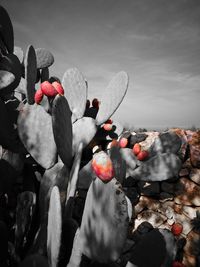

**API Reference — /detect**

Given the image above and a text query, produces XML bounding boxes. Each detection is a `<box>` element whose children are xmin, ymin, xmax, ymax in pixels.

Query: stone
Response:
<box><xmin>129</xmin><ymin>132</ymin><xmax>148</xmax><ymax>146</ymax></box>
<box><xmin>136</xmin><ymin>210</ymin><xmax>167</xmax><ymax>229</ymax></box>
<box><xmin>134</xmin><ymin>196</ymin><xmax>160</xmax><ymax>217</ymax></box>
<box><xmin>184</xmin><ymin>230</ymin><xmax>200</xmax><ymax>257</ymax></box>
<box><xmin>130</xmin><ymin>152</ymin><xmax>182</xmax><ymax>182</ymax></box>
<box><xmin>138</xmin><ymin>181</ymin><xmax>160</xmax><ymax>196</ymax></box>
<box><xmin>190</xmin><ymin>144</ymin><xmax>200</xmax><ymax>168</ymax></box>
<box><xmin>179</xmin><ymin>168</ymin><xmax>190</xmax><ymax>177</ymax></box>
<box><xmin>159</xmin><ymin>192</ymin><xmax>174</xmax><ymax>202</ymax></box>
<box><xmin>171</xmin><ymin>128</ymin><xmax>188</xmax><ymax>160</ymax></box>
<box><xmin>174</xmin><ymin>178</ymin><xmax>200</xmax><ymax>206</ymax></box>
<box><xmin>138</xmin><ymin>131</ymin><xmax>159</xmax><ymax>151</ymax></box>
<box><xmin>183</xmin><ymin>254</ymin><xmax>197</xmax><ymax>267</ymax></box>
<box><xmin>151</xmin><ymin>131</ymin><xmax>182</xmax><ymax>155</ymax></box>
<box><xmin>186</xmin><ymin>130</ymin><xmax>200</xmax><ymax>145</ymax></box>
<box><xmin>189</xmin><ymin>168</ymin><xmax>200</xmax><ymax>185</ymax></box>
<box><xmin>161</xmin><ymin>181</ymin><xmax>175</xmax><ymax>194</ymax></box>
<box><xmin>182</xmin><ymin>206</ymin><xmax>198</xmax><ymax>220</ymax></box>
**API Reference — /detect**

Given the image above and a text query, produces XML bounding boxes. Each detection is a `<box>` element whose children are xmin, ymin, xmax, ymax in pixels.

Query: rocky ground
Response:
<box><xmin>122</xmin><ymin>129</ymin><xmax>200</xmax><ymax>267</ymax></box>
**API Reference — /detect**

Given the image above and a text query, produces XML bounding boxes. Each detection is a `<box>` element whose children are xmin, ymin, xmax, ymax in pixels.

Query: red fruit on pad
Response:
<box><xmin>137</xmin><ymin>150</ymin><xmax>149</xmax><ymax>161</ymax></box>
<box><xmin>172</xmin><ymin>261</ymin><xmax>186</xmax><ymax>267</ymax></box>
<box><xmin>91</xmin><ymin>151</ymin><xmax>114</xmax><ymax>182</ymax></box>
<box><xmin>133</xmin><ymin>143</ymin><xmax>141</xmax><ymax>155</ymax></box>
<box><xmin>171</xmin><ymin>223</ymin><xmax>183</xmax><ymax>236</ymax></box>
<box><xmin>105</xmin><ymin>118</ymin><xmax>113</xmax><ymax>124</ymax></box>
<box><xmin>52</xmin><ymin>81</ymin><xmax>64</xmax><ymax>95</ymax></box>
<box><xmin>34</xmin><ymin>88</ymin><xmax>43</xmax><ymax>104</ymax></box>
<box><xmin>41</xmin><ymin>81</ymin><xmax>58</xmax><ymax>97</ymax></box>
<box><xmin>92</xmin><ymin>98</ymin><xmax>100</xmax><ymax>109</ymax></box>
<box><xmin>119</xmin><ymin>138</ymin><xmax>128</xmax><ymax>148</ymax></box>
<box><xmin>103</xmin><ymin>123</ymin><xmax>113</xmax><ymax>131</ymax></box>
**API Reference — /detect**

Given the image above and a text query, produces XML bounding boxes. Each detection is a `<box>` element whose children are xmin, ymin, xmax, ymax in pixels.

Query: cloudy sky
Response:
<box><xmin>2</xmin><ymin>0</ymin><xmax>200</xmax><ymax>129</ymax></box>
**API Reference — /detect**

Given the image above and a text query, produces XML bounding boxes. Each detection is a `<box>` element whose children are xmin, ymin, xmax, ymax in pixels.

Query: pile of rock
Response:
<box><xmin>127</xmin><ymin>129</ymin><xmax>200</xmax><ymax>267</ymax></box>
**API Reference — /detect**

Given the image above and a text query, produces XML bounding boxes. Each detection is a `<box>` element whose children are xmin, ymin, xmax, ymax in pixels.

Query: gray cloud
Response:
<box><xmin>1</xmin><ymin>0</ymin><xmax>200</xmax><ymax>129</ymax></box>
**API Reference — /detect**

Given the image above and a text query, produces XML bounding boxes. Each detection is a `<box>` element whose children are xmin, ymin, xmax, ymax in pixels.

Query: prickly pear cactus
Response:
<box><xmin>52</xmin><ymin>95</ymin><xmax>73</xmax><ymax>168</ymax></box>
<box><xmin>0</xmin><ymin>53</ymin><xmax>22</xmax><ymax>96</ymax></box>
<box><xmin>72</xmin><ymin>117</ymin><xmax>97</xmax><ymax>154</ymax></box>
<box><xmin>35</xmin><ymin>48</ymin><xmax>54</xmax><ymax>69</ymax></box>
<box><xmin>17</xmin><ymin>103</ymin><xmax>57</xmax><ymax>169</ymax></box>
<box><xmin>80</xmin><ymin>178</ymin><xmax>129</xmax><ymax>263</ymax></box>
<box><xmin>24</xmin><ymin>45</ymin><xmax>37</xmax><ymax>104</ymax></box>
<box><xmin>95</xmin><ymin>71</ymin><xmax>129</xmax><ymax>125</ymax></box>
<box><xmin>62</xmin><ymin>68</ymin><xmax>87</xmax><ymax>122</ymax></box>
<box><xmin>0</xmin><ymin>5</ymin><xmax>14</xmax><ymax>53</ymax></box>
<box><xmin>47</xmin><ymin>186</ymin><xmax>62</xmax><ymax>267</ymax></box>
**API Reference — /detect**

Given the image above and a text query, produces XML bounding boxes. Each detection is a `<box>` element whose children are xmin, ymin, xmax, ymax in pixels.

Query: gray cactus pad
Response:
<box><xmin>24</xmin><ymin>45</ymin><xmax>37</xmax><ymax>104</ymax></box>
<box><xmin>0</xmin><ymin>97</ymin><xmax>18</xmax><ymax>150</ymax></box>
<box><xmin>41</xmin><ymin>67</ymin><xmax>49</xmax><ymax>82</ymax></box>
<box><xmin>110</xmin><ymin>146</ymin><xmax>126</xmax><ymax>184</ymax></box>
<box><xmin>17</xmin><ymin>103</ymin><xmax>57</xmax><ymax>169</ymax></box>
<box><xmin>62</xmin><ymin>68</ymin><xmax>87</xmax><ymax>122</ymax></box>
<box><xmin>72</xmin><ymin>117</ymin><xmax>97</xmax><ymax>154</ymax></box>
<box><xmin>0</xmin><ymin>70</ymin><xmax>15</xmax><ymax>89</ymax></box>
<box><xmin>35</xmin><ymin>48</ymin><xmax>54</xmax><ymax>69</ymax></box>
<box><xmin>14</xmin><ymin>46</ymin><xmax>24</xmax><ymax>63</ymax></box>
<box><xmin>129</xmin><ymin>152</ymin><xmax>182</xmax><ymax>182</ymax></box>
<box><xmin>47</xmin><ymin>186</ymin><xmax>62</xmax><ymax>267</ymax></box>
<box><xmin>0</xmin><ymin>5</ymin><xmax>14</xmax><ymax>53</ymax></box>
<box><xmin>80</xmin><ymin>178</ymin><xmax>129</xmax><ymax>263</ymax></box>
<box><xmin>15</xmin><ymin>191</ymin><xmax>36</xmax><ymax>251</ymax></box>
<box><xmin>52</xmin><ymin>95</ymin><xmax>73</xmax><ymax>168</ymax></box>
<box><xmin>96</xmin><ymin>71</ymin><xmax>129</xmax><ymax>125</ymax></box>
<box><xmin>0</xmin><ymin>54</ymin><xmax>22</xmax><ymax>96</ymax></box>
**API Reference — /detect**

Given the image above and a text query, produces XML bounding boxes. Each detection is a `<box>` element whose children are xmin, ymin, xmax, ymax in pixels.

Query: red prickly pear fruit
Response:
<box><xmin>103</xmin><ymin>123</ymin><xmax>113</xmax><ymax>131</ymax></box>
<box><xmin>171</xmin><ymin>223</ymin><xmax>183</xmax><ymax>236</ymax></box>
<box><xmin>86</xmin><ymin>99</ymin><xmax>90</xmax><ymax>109</ymax></box>
<box><xmin>119</xmin><ymin>137</ymin><xmax>128</xmax><ymax>148</ymax></box>
<box><xmin>133</xmin><ymin>143</ymin><xmax>141</xmax><ymax>155</ymax></box>
<box><xmin>105</xmin><ymin>118</ymin><xmax>113</xmax><ymax>124</ymax></box>
<box><xmin>92</xmin><ymin>98</ymin><xmax>100</xmax><ymax>109</ymax></box>
<box><xmin>137</xmin><ymin>150</ymin><xmax>149</xmax><ymax>161</ymax></box>
<box><xmin>91</xmin><ymin>151</ymin><xmax>114</xmax><ymax>182</ymax></box>
<box><xmin>172</xmin><ymin>261</ymin><xmax>185</xmax><ymax>267</ymax></box>
<box><xmin>52</xmin><ymin>81</ymin><xmax>64</xmax><ymax>95</ymax></box>
<box><xmin>34</xmin><ymin>88</ymin><xmax>44</xmax><ymax>104</ymax></box>
<box><xmin>41</xmin><ymin>81</ymin><xmax>58</xmax><ymax>97</ymax></box>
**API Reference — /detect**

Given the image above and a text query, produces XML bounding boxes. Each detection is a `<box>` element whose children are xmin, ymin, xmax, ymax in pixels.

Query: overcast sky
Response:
<box><xmin>2</xmin><ymin>0</ymin><xmax>200</xmax><ymax>129</ymax></box>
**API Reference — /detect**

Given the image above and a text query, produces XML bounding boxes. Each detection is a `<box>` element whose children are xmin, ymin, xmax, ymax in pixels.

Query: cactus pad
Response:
<box><xmin>62</xmin><ymin>68</ymin><xmax>87</xmax><ymax>122</ymax></box>
<box><xmin>24</xmin><ymin>45</ymin><xmax>37</xmax><ymax>104</ymax></box>
<box><xmin>47</xmin><ymin>186</ymin><xmax>62</xmax><ymax>267</ymax></box>
<box><xmin>17</xmin><ymin>103</ymin><xmax>57</xmax><ymax>169</ymax></box>
<box><xmin>0</xmin><ymin>70</ymin><xmax>15</xmax><ymax>90</ymax></box>
<box><xmin>72</xmin><ymin>117</ymin><xmax>97</xmax><ymax>154</ymax></box>
<box><xmin>0</xmin><ymin>54</ymin><xmax>22</xmax><ymax>96</ymax></box>
<box><xmin>0</xmin><ymin>5</ymin><xmax>14</xmax><ymax>53</ymax></box>
<box><xmin>110</xmin><ymin>146</ymin><xmax>126</xmax><ymax>184</ymax></box>
<box><xmin>80</xmin><ymin>178</ymin><xmax>129</xmax><ymax>263</ymax></box>
<box><xmin>14</xmin><ymin>46</ymin><xmax>24</xmax><ymax>63</ymax></box>
<box><xmin>52</xmin><ymin>95</ymin><xmax>73</xmax><ymax>168</ymax></box>
<box><xmin>41</xmin><ymin>67</ymin><xmax>49</xmax><ymax>82</ymax></box>
<box><xmin>35</xmin><ymin>48</ymin><xmax>54</xmax><ymax>69</ymax></box>
<box><xmin>96</xmin><ymin>71</ymin><xmax>129</xmax><ymax>125</ymax></box>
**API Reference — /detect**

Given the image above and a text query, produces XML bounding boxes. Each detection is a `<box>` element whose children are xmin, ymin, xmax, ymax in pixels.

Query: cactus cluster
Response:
<box><xmin>0</xmin><ymin>5</ymin><xmax>182</xmax><ymax>267</ymax></box>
